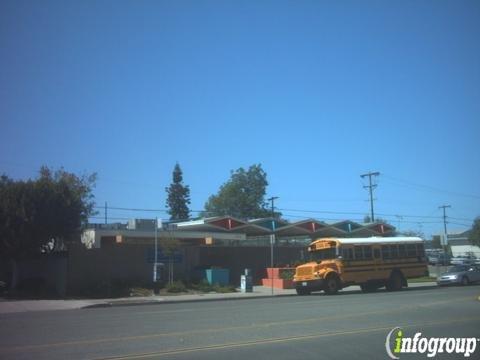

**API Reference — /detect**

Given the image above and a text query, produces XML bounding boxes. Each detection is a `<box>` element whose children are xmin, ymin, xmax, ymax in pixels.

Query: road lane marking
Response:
<box><xmin>93</xmin><ymin>317</ymin><xmax>480</xmax><ymax>360</ymax></box>
<box><xmin>0</xmin><ymin>295</ymin><xmax>475</xmax><ymax>353</ymax></box>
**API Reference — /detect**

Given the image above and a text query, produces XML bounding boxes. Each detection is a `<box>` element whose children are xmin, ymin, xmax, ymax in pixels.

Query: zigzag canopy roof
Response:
<box><xmin>174</xmin><ymin>216</ymin><xmax>395</xmax><ymax>236</ymax></box>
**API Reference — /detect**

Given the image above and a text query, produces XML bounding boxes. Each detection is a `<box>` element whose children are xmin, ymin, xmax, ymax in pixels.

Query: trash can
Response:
<box><xmin>241</xmin><ymin>269</ymin><xmax>253</xmax><ymax>293</ymax></box>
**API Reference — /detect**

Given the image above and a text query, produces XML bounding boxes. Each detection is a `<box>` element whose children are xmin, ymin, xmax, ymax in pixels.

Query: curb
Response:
<box><xmin>81</xmin><ymin>282</ymin><xmax>440</xmax><ymax>310</ymax></box>
<box><xmin>82</xmin><ymin>303</ymin><xmax>113</xmax><ymax>309</ymax></box>
<box><xmin>81</xmin><ymin>292</ymin><xmax>298</xmax><ymax>309</ymax></box>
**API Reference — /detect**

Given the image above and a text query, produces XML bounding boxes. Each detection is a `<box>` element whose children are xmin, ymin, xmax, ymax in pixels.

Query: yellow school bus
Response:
<box><xmin>293</xmin><ymin>237</ymin><xmax>428</xmax><ymax>295</ymax></box>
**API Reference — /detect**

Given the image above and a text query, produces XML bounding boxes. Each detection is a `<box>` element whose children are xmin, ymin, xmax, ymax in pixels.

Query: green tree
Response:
<box><xmin>0</xmin><ymin>167</ymin><xmax>97</xmax><ymax>261</ymax></box>
<box><xmin>203</xmin><ymin>164</ymin><xmax>276</xmax><ymax>219</ymax></box>
<box><xmin>165</xmin><ymin>163</ymin><xmax>191</xmax><ymax>221</ymax></box>
<box><xmin>468</xmin><ymin>217</ymin><xmax>480</xmax><ymax>246</ymax></box>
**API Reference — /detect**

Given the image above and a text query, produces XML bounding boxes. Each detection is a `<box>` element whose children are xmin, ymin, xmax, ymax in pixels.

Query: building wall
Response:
<box><xmin>66</xmin><ymin>243</ymin><xmax>306</xmax><ymax>294</ymax></box>
<box><xmin>450</xmin><ymin>245</ymin><xmax>480</xmax><ymax>258</ymax></box>
<box><xmin>194</xmin><ymin>246</ymin><xmax>305</xmax><ymax>285</ymax></box>
<box><xmin>67</xmin><ymin>243</ymin><xmax>193</xmax><ymax>295</ymax></box>
<box><xmin>13</xmin><ymin>253</ymin><xmax>68</xmax><ymax>297</ymax></box>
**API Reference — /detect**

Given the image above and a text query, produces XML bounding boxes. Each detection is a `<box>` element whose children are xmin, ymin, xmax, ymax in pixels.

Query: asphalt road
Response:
<box><xmin>1</xmin><ymin>285</ymin><xmax>479</xmax><ymax>360</ymax></box>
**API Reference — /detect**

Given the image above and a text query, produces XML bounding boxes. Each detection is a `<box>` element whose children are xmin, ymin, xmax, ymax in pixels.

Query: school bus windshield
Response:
<box><xmin>309</xmin><ymin>247</ymin><xmax>337</xmax><ymax>262</ymax></box>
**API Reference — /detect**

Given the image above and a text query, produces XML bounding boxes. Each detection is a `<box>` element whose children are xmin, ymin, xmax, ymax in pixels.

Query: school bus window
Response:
<box><xmin>398</xmin><ymin>244</ymin><xmax>406</xmax><ymax>258</ymax></box>
<box><xmin>354</xmin><ymin>246</ymin><xmax>363</xmax><ymax>260</ymax></box>
<box><xmin>342</xmin><ymin>248</ymin><xmax>353</xmax><ymax>260</ymax></box>
<box><xmin>382</xmin><ymin>245</ymin><xmax>390</xmax><ymax>259</ymax></box>
<box><xmin>417</xmin><ymin>243</ymin><xmax>425</xmax><ymax>257</ymax></box>
<box><xmin>310</xmin><ymin>248</ymin><xmax>336</xmax><ymax>261</ymax></box>
<box><xmin>363</xmin><ymin>246</ymin><xmax>372</xmax><ymax>259</ymax></box>
<box><xmin>373</xmin><ymin>248</ymin><xmax>381</xmax><ymax>259</ymax></box>
<box><xmin>390</xmin><ymin>245</ymin><xmax>398</xmax><ymax>259</ymax></box>
<box><xmin>406</xmin><ymin>244</ymin><xmax>416</xmax><ymax>257</ymax></box>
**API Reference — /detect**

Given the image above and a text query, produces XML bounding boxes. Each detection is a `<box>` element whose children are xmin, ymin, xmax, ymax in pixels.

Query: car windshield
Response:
<box><xmin>447</xmin><ymin>265</ymin><xmax>469</xmax><ymax>273</ymax></box>
<box><xmin>309</xmin><ymin>248</ymin><xmax>336</xmax><ymax>262</ymax></box>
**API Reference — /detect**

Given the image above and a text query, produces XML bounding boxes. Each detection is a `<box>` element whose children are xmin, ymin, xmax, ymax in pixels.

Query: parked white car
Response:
<box><xmin>437</xmin><ymin>265</ymin><xmax>480</xmax><ymax>286</ymax></box>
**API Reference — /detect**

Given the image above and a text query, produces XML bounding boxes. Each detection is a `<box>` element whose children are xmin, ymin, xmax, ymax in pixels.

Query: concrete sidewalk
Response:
<box><xmin>0</xmin><ymin>282</ymin><xmax>438</xmax><ymax>314</ymax></box>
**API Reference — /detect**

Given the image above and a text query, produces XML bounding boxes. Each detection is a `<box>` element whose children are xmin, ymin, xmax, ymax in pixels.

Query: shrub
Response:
<box><xmin>166</xmin><ymin>281</ymin><xmax>187</xmax><ymax>293</ymax></box>
<box><xmin>279</xmin><ymin>269</ymin><xmax>295</xmax><ymax>280</ymax></box>
<box><xmin>129</xmin><ymin>287</ymin><xmax>153</xmax><ymax>297</ymax></box>
<box><xmin>213</xmin><ymin>284</ymin><xmax>237</xmax><ymax>293</ymax></box>
<box><xmin>190</xmin><ymin>279</ymin><xmax>214</xmax><ymax>292</ymax></box>
<box><xmin>189</xmin><ymin>280</ymin><xmax>236</xmax><ymax>293</ymax></box>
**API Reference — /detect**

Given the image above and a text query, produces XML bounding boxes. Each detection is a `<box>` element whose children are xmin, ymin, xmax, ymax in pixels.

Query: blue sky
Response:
<box><xmin>1</xmin><ymin>0</ymin><xmax>479</xmax><ymax>238</ymax></box>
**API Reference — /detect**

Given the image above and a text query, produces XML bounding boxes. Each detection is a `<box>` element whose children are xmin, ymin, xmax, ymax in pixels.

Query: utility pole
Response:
<box><xmin>360</xmin><ymin>171</ymin><xmax>380</xmax><ymax>222</ymax></box>
<box><xmin>105</xmin><ymin>201</ymin><xmax>107</xmax><ymax>225</ymax></box>
<box><xmin>439</xmin><ymin>205</ymin><xmax>451</xmax><ymax>254</ymax></box>
<box><xmin>267</xmin><ymin>196</ymin><xmax>279</xmax><ymax>296</ymax></box>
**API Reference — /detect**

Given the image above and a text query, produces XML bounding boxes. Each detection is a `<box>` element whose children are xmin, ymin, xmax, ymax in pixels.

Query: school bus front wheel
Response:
<box><xmin>324</xmin><ymin>273</ymin><xmax>340</xmax><ymax>295</ymax></box>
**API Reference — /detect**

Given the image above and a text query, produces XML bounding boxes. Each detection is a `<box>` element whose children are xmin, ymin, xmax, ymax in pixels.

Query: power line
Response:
<box><xmin>93</xmin><ymin>205</ymin><xmax>208</xmax><ymax>214</ymax></box>
<box><xmin>278</xmin><ymin>207</ymin><xmax>474</xmax><ymax>222</ymax></box>
<box><xmin>449</xmin><ymin>216</ymin><xmax>475</xmax><ymax>223</ymax></box>
<box><xmin>383</xmin><ymin>175</ymin><xmax>480</xmax><ymax>200</ymax></box>
<box><xmin>279</xmin><ymin>213</ymin><xmax>443</xmax><ymax>224</ymax></box>
<box><xmin>92</xmin><ymin>205</ymin><xmax>476</xmax><ymax>224</ymax></box>
<box><xmin>278</xmin><ymin>208</ymin><xmax>366</xmax><ymax>216</ymax></box>
<box><xmin>89</xmin><ymin>216</ymin><xmax>131</xmax><ymax>221</ymax></box>
<box><xmin>448</xmin><ymin>222</ymin><xmax>472</xmax><ymax>228</ymax></box>
<box><xmin>94</xmin><ymin>206</ymin><xmax>168</xmax><ymax>213</ymax></box>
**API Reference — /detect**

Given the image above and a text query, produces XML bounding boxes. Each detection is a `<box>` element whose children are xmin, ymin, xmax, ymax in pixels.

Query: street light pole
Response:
<box><xmin>268</xmin><ymin>196</ymin><xmax>279</xmax><ymax>296</ymax></box>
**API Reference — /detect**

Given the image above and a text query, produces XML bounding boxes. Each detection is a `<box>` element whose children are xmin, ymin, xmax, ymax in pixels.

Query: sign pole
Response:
<box><xmin>153</xmin><ymin>217</ymin><xmax>158</xmax><ymax>282</ymax></box>
<box><xmin>268</xmin><ymin>196</ymin><xmax>279</xmax><ymax>296</ymax></box>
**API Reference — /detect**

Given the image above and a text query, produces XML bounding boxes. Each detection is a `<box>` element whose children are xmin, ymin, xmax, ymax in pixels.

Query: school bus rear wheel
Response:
<box><xmin>386</xmin><ymin>271</ymin><xmax>403</xmax><ymax>291</ymax></box>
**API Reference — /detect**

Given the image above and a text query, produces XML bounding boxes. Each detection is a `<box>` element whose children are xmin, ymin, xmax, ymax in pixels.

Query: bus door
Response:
<box><xmin>340</xmin><ymin>245</ymin><xmax>354</xmax><ymax>283</ymax></box>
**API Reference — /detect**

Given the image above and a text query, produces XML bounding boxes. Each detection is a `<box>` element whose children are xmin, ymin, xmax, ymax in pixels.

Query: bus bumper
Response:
<box><xmin>294</xmin><ymin>279</ymin><xmax>324</xmax><ymax>292</ymax></box>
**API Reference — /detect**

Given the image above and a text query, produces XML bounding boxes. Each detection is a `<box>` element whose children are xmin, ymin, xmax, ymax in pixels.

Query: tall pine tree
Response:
<box><xmin>165</xmin><ymin>163</ymin><xmax>191</xmax><ymax>221</ymax></box>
